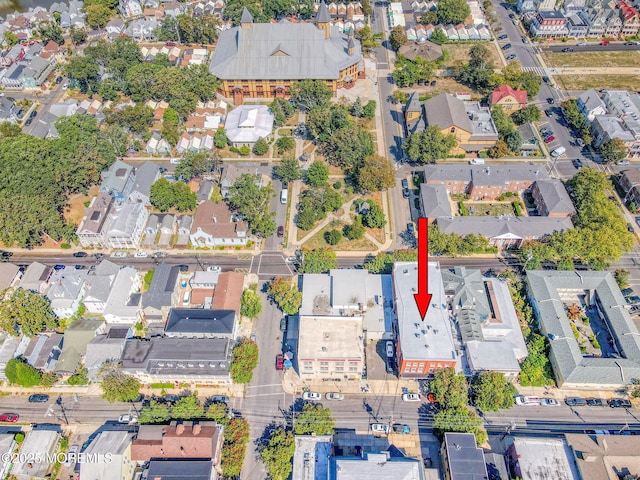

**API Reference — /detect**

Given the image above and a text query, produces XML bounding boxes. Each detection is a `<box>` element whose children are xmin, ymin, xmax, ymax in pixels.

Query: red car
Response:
<box><xmin>276</xmin><ymin>354</ymin><xmax>284</xmax><ymax>370</ymax></box>
<box><xmin>600</xmin><ymin>41</ymin><xmax>609</xmax><ymax>46</ymax></box>
<box><xmin>0</xmin><ymin>413</ymin><xmax>18</xmax><ymax>422</ymax></box>
<box><xmin>544</xmin><ymin>135</ymin><xmax>555</xmax><ymax>143</ymax></box>
<box><xmin>277</xmin><ymin>226</ymin><xmax>284</xmax><ymax>237</ymax></box>
<box><xmin>165</xmin><ymin>41</ymin><xmax>176</xmax><ymax>47</ymax></box>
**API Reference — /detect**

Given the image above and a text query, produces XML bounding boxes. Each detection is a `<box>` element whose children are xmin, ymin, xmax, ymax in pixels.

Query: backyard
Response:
<box><xmin>459</xmin><ymin>199</ymin><xmax>526</xmax><ymax>217</ymax></box>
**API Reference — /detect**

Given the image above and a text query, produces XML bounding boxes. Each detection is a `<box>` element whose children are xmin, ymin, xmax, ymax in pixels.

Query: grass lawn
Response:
<box><xmin>441</xmin><ymin>43</ymin><xmax>502</xmax><ymax>69</ymax></box>
<box><xmin>277</xmin><ymin>127</ymin><xmax>292</xmax><ymax>136</ymax></box>
<box><xmin>64</xmin><ymin>185</ymin><xmax>99</xmax><ymax>224</ymax></box>
<box><xmin>402</xmin><ymin>77</ymin><xmax>483</xmax><ymax>101</ymax></box>
<box><xmin>464</xmin><ymin>202</ymin><xmax>517</xmax><ymax>216</ymax></box>
<box><xmin>303</xmin><ymin>221</ymin><xmax>377</xmax><ymax>251</ymax></box>
<box><xmin>361</xmin><ymin>191</ymin><xmax>386</xmax><ymax>243</ymax></box>
<box><xmin>557</xmin><ymin>74</ymin><xmax>640</xmax><ymax>92</ymax></box>
<box><xmin>542</xmin><ymin>50</ymin><xmax>640</xmax><ymax>68</ymax></box>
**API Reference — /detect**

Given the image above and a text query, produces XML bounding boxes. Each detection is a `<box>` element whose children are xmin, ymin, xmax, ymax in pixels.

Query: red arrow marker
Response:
<box><xmin>413</xmin><ymin>217</ymin><xmax>432</xmax><ymax>321</ymax></box>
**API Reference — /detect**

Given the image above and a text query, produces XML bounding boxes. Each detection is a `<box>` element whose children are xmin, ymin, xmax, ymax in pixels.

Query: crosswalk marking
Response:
<box><xmin>521</xmin><ymin>66</ymin><xmax>548</xmax><ymax>76</ymax></box>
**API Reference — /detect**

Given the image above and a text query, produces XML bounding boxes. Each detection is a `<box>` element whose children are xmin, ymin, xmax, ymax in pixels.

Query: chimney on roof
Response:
<box><xmin>348</xmin><ymin>36</ymin><xmax>355</xmax><ymax>56</ymax></box>
<box><xmin>176</xmin><ymin>424</ymin><xmax>185</xmax><ymax>435</ymax></box>
<box><xmin>193</xmin><ymin>424</ymin><xmax>201</xmax><ymax>435</ymax></box>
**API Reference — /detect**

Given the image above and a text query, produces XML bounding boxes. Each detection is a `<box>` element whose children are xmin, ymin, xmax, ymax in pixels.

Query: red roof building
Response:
<box><xmin>490</xmin><ymin>85</ymin><xmax>528</xmax><ymax>112</ymax></box>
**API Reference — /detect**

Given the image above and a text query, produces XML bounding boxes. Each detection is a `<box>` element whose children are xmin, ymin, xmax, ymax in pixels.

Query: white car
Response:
<box><xmin>402</xmin><ymin>393</ymin><xmax>421</xmax><ymax>402</ymax></box>
<box><xmin>134</xmin><ymin>251</ymin><xmax>148</xmax><ymax>258</ymax></box>
<box><xmin>64</xmin><ymin>445</ymin><xmax>79</xmax><ymax>467</ymax></box>
<box><xmin>302</xmin><ymin>392</ymin><xmax>322</xmax><ymax>401</ymax></box>
<box><xmin>540</xmin><ymin>398</ymin><xmax>560</xmax><ymax>407</ymax></box>
<box><xmin>118</xmin><ymin>414</ymin><xmax>138</xmax><ymax>424</ymax></box>
<box><xmin>386</xmin><ymin>341</ymin><xmax>394</xmax><ymax>358</ymax></box>
<box><xmin>370</xmin><ymin>423</ymin><xmax>389</xmax><ymax>435</ymax></box>
<box><xmin>110</xmin><ymin>251</ymin><xmax>128</xmax><ymax>258</ymax></box>
<box><xmin>325</xmin><ymin>392</ymin><xmax>344</xmax><ymax>401</ymax></box>
<box><xmin>207</xmin><ymin>266</ymin><xmax>222</xmax><ymax>272</ymax></box>
<box><xmin>515</xmin><ymin>395</ymin><xmax>541</xmax><ymax>406</ymax></box>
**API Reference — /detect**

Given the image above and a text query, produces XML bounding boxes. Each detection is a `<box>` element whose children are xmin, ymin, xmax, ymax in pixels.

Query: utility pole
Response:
<box><xmin>56</xmin><ymin>396</ymin><xmax>69</xmax><ymax>425</ymax></box>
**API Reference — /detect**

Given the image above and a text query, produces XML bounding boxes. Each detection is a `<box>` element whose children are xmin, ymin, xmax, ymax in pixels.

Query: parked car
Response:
<box><xmin>617</xmin><ymin>160</ymin><xmax>630</xmax><ymax>165</ymax></box>
<box><xmin>370</xmin><ymin>423</ymin><xmax>389</xmax><ymax>435</ymax></box>
<box><xmin>393</xmin><ymin>424</ymin><xmax>411</xmax><ymax>434</ymax></box>
<box><xmin>94</xmin><ymin>253</ymin><xmax>104</xmax><ymax>260</ymax></box>
<box><xmin>177</xmin><ymin>264</ymin><xmax>189</xmax><ymax>272</ymax></box>
<box><xmin>586</xmin><ymin>398</ymin><xmax>604</xmax><ymax>407</ymax></box>
<box><xmin>498</xmin><ymin>34</ymin><xmax>508</xmax><ymax>40</ymax></box>
<box><xmin>56</xmin><ymin>76</ymin><xmax>63</xmax><ymax>84</ymax></box>
<box><xmin>599</xmin><ymin>41</ymin><xmax>609</xmax><ymax>46</ymax></box>
<box><xmin>547</xmin><ymin>97</ymin><xmax>555</xmax><ymax>104</ymax></box>
<box><xmin>28</xmin><ymin>394</ymin><xmax>49</xmax><ymax>403</ymax></box>
<box><xmin>53</xmin><ymin>264</ymin><xmax>65</xmax><ymax>270</ymax></box>
<box><xmin>25</xmin><ymin>118</ymin><xmax>32</xmax><ymax>126</ymax></box>
<box><xmin>407</xmin><ymin>223</ymin><xmax>415</xmax><ymax>235</ymax></box>
<box><xmin>29</xmin><ymin>110</ymin><xmax>37</xmax><ymax>119</ymax></box>
<box><xmin>134</xmin><ymin>251</ymin><xmax>148</xmax><ymax>258</ymax></box>
<box><xmin>302</xmin><ymin>392</ymin><xmax>322</xmax><ymax>401</ymax></box>
<box><xmin>386</xmin><ymin>358</ymin><xmax>395</xmax><ymax>374</ymax></box>
<box><xmin>565</xmin><ymin>397</ymin><xmax>587</xmax><ymax>406</ymax></box>
<box><xmin>544</xmin><ymin>109</ymin><xmax>553</xmax><ymax>117</ymax></box>
<box><xmin>162</xmin><ymin>395</ymin><xmax>180</xmax><ymax>404</ymax></box>
<box><xmin>521</xmin><ymin>36</ymin><xmax>527</xmax><ymax>42</ymax></box>
<box><xmin>64</xmin><ymin>445</ymin><xmax>79</xmax><ymax>467</ymax></box>
<box><xmin>401</xmin><ymin>393</ymin><xmax>421</xmax><ymax>402</ymax></box>
<box><xmin>401</xmin><ymin>179</ymin><xmax>409</xmax><ymax>189</ymax></box>
<box><xmin>152</xmin><ymin>251</ymin><xmax>167</xmax><ymax>259</ymax></box>
<box><xmin>165</xmin><ymin>41</ymin><xmax>176</xmax><ymax>46</ymax></box>
<box><xmin>515</xmin><ymin>395</ymin><xmax>541</xmax><ymax>406</ymax></box>
<box><xmin>501</xmin><ymin>43</ymin><xmax>512</xmax><ymax>50</ymax></box>
<box><xmin>326</xmin><ymin>392</ymin><xmax>345</xmax><ymax>400</ymax></box>
<box><xmin>506</xmin><ymin>54</ymin><xmax>517</xmax><ymax>60</ymax></box>
<box><xmin>73</xmin><ymin>252</ymin><xmax>88</xmax><ymax>257</ymax></box>
<box><xmin>277</xmin><ymin>226</ymin><xmax>284</xmax><ymax>237</ymax></box>
<box><xmin>625</xmin><ymin>295</ymin><xmax>640</xmax><ymax>304</ymax></box>
<box><xmin>207</xmin><ymin>266</ymin><xmax>222</xmax><ymax>272</ymax></box>
<box><xmin>573</xmin><ymin>159</ymin><xmax>583</xmax><ymax>169</ymax></box>
<box><xmin>74</xmin><ymin>265</ymin><xmax>85</xmax><ymax>270</ymax></box>
<box><xmin>276</xmin><ymin>353</ymin><xmax>284</xmax><ymax>370</ymax></box>
<box><xmin>561</xmin><ymin>47</ymin><xmax>574</xmax><ymax>52</ymax></box>
<box><xmin>402</xmin><ymin>188</ymin><xmax>410</xmax><ymax>198</ymax></box>
<box><xmin>386</xmin><ymin>341</ymin><xmax>394</xmax><ymax>358</ymax></box>
<box><xmin>209</xmin><ymin>396</ymin><xmax>230</xmax><ymax>403</ymax></box>
<box><xmin>544</xmin><ymin>135</ymin><xmax>555</xmax><ymax>143</ymax></box>
<box><xmin>577</xmin><ymin>42</ymin><xmax>588</xmax><ymax>46</ymax></box>
<box><xmin>0</xmin><ymin>413</ymin><xmax>18</xmax><ymax>422</ymax></box>
<box><xmin>542</xmin><ymin>76</ymin><xmax>550</xmax><ymax>83</ymax></box>
<box><xmin>110</xmin><ymin>251</ymin><xmax>128</xmax><ymax>258</ymax></box>
<box><xmin>118</xmin><ymin>414</ymin><xmax>138</xmax><ymax>424</ymax></box>
<box><xmin>622</xmin><ymin>288</ymin><xmax>634</xmax><ymax>296</ymax></box>
<box><xmin>628</xmin><ymin>224</ymin><xmax>635</xmax><ymax>233</ymax></box>
<box><xmin>608</xmin><ymin>398</ymin><xmax>632</xmax><ymax>408</ymax></box>
<box><xmin>541</xmin><ymin>398</ymin><xmax>560</xmax><ymax>406</ymax></box>
<box><xmin>280</xmin><ymin>317</ymin><xmax>287</xmax><ymax>331</ymax></box>
<box><xmin>576</xmin><ymin>138</ymin><xmax>585</xmax><ymax>147</ymax></box>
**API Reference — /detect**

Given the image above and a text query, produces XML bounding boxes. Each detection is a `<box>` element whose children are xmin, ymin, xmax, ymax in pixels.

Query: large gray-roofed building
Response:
<box><xmin>165</xmin><ymin>308</ymin><xmax>237</xmax><ymax>339</ymax></box>
<box><xmin>80</xmin><ymin>430</ymin><xmax>135</xmax><ymax>480</ymax></box>
<box><xmin>531</xmin><ymin>179</ymin><xmax>576</xmax><ymax>217</ymax></box>
<box><xmin>121</xmin><ymin>337</ymin><xmax>232</xmax><ymax>383</ymax></box>
<box><xmin>85</xmin><ymin>332</ymin><xmax>128</xmax><ymax>381</ymax></box>
<box><xmin>141</xmin><ymin>262</ymin><xmax>180</xmax><ymax>321</ymax></box>
<box><xmin>19</xmin><ymin>261</ymin><xmax>53</xmax><ymax>294</ymax></box>
<box><xmin>330</xmin><ymin>451</ymin><xmax>424</xmax><ymax>480</ymax></box>
<box><xmin>565</xmin><ymin>433</ymin><xmax>640</xmax><ymax>480</ymax></box>
<box><xmin>419</xmin><ymin>184</ymin><xmax>452</xmax><ymax>218</ymax></box>
<box><xmin>146</xmin><ymin>460</ymin><xmax>214</xmax><ymax>480</ymax></box>
<box><xmin>526</xmin><ymin>270</ymin><xmax>640</xmax><ymax>387</ymax></box>
<box><xmin>442</xmin><ymin>433</ymin><xmax>488</xmax><ymax>480</ymax></box>
<box><xmin>506</xmin><ymin>437</ymin><xmax>579</xmax><ymax>480</ymax></box>
<box><xmin>225</xmin><ymin>104</ymin><xmax>274</xmax><ymax>147</ymax></box>
<box><xmin>423</xmin><ymin>164</ymin><xmax>549</xmax><ymax>186</ymax></box>
<box><xmin>12</xmin><ymin>429</ymin><xmax>60</xmax><ymax>480</ymax></box>
<box><xmin>292</xmin><ymin>435</ymin><xmax>332</xmax><ymax>480</ymax></box>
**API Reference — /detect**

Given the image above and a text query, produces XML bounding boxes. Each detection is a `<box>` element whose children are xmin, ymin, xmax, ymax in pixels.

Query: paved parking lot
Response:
<box><xmin>366</xmin><ymin>340</ymin><xmax>396</xmax><ymax>381</ymax></box>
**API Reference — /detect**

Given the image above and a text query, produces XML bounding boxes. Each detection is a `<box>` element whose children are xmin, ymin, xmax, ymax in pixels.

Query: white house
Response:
<box><xmin>190</xmin><ymin>201</ymin><xmax>248</xmax><ymax>247</ymax></box>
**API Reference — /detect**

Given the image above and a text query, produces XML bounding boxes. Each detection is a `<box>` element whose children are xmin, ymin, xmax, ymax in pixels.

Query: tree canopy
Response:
<box><xmin>403</xmin><ymin>126</ymin><xmax>457</xmax><ymax>162</ymax></box>
<box><xmin>600</xmin><ymin>138</ymin><xmax>627</xmax><ymax>163</ymax></box>
<box><xmin>433</xmin><ymin>407</ymin><xmax>487</xmax><ymax>445</ymax></box>
<box><xmin>260</xmin><ymin>427</ymin><xmax>295</xmax><ymax>480</ymax></box>
<box><xmin>0</xmin><ymin>288</ymin><xmax>57</xmax><ymax>337</ymax></box>
<box><xmin>175</xmin><ymin>150</ymin><xmax>220</xmax><ymax>180</ymax></box>
<box><xmin>429</xmin><ymin>367</ymin><xmax>469</xmax><ymax>409</ymax></box>
<box><xmin>100</xmin><ymin>365</ymin><xmax>141</xmax><ymax>402</ymax></box>
<box><xmin>305</xmin><ymin>161</ymin><xmax>329</xmax><ymax>187</ymax></box>
<box><xmin>275</xmin><ymin>157</ymin><xmax>302</xmax><ymax>184</ymax></box>
<box><xmin>268</xmin><ymin>277</ymin><xmax>303</xmax><ymax>315</ymax></box>
<box><xmin>289</xmin><ymin>80</ymin><xmax>333</xmax><ymax>112</ymax></box>
<box><xmin>298</xmin><ymin>248</ymin><xmax>338</xmax><ymax>274</ymax></box>
<box><xmin>150</xmin><ymin>178</ymin><xmax>197</xmax><ymax>212</ymax></box>
<box><xmin>5</xmin><ymin>358</ymin><xmax>41</xmax><ymax>387</ymax></box>
<box><xmin>389</xmin><ymin>25</ymin><xmax>408</xmax><ymax>51</ymax></box>
<box><xmin>294</xmin><ymin>403</ymin><xmax>335</xmax><ymax>435</ymax></box>
<box><xmin>472</xmin><ymin>372</ymin><xmax>517</xmax><ymax>411</ymax></box>
<box><xmin>230</xmin><ymin>339</ymin><xmax>259</xmax><ymax>384</ymax></box>
<box><xmin>240</xmin><ymin>289</ymin><xmax>262</xmax><ymax>319</ymax></box>
<box><xmin>228</xmin><ymin>174</ymin><xmax>276</xmax><ymax>237</ymax></box>
<box><xmin>437</xmin><ymin>0</ymin><xmax>471</xmax><ymax>24</ymax></box>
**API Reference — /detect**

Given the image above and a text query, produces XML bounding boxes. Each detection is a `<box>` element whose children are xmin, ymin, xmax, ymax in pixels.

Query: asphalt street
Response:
<box><xmin>543</xmin><ymin>44</ymin><xmax>640</xmax><ymax>52</ymax></box>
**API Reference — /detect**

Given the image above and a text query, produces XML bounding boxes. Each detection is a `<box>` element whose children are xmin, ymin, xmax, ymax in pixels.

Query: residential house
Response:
<box><xmin>164</xmin><ymin>1</ymin><xmax>185</xmax><ymax>17</ymax></box>
<box><xmin>85</xmin><ymin>327</ymin><xmax>131</xmax><ymax>381</ymax></box>
<box><xmin>0</xmin><ymin>434</ymin><xmax>16</xmax><ymax>480</ymax></box>
<box><xmin>119</xmin><ymin>0</ymin><xmax>143</xmax><ymax>17</ymax></box>
<box><xmin>146</xmin><ymin>460</ymin><xmax>217</xmax><ymax>480</ymax></box>
<box><xmin>224</xmin><ymin>105</ymin><xmax>274</xmax><ymax>147</ymax></box>
<box><xmin>104</xmin><ymin>202</ymin><xmax>149</xmax><ymax>249</ymax></box>
<box><xmin>12</xmin><ymin>429</ymin><xmax>61</xmax><ymax>480</ymax></box>
<box><xmin>146</xmin><ymin>215</ymin><xmax>160</xmax><ymax>235</ymax></box>
<box><xmin>592</xmin><ymin>115</ymin><xmax>638</xmax><ymax>157</ymax></box>
<box><xmin>106</xmin><ymin>18</ymin><xmax>126</xmax><ymax>36</ymax></box>
<box><xmin>126</xmin><ymin>18</ymin><xmax>159</xmax><ymax>40</ymax></box>
<box><xmin>490</xmin><ymin>85</ymin><xmax>527</xmax><ymax>112</ymax></box>
<box><xmin>397</xmin><ymin>39</ymin><xmax>443</xmax><ymax>62</ymax></box>
<box><xmin>404</xmin><ymin>92</ymin><xmax>498</xmax><ymax>154</ymax></box>
<box><xmin>23</xmin><ymin>333</ymin><xmax>63</xmax><ymax>372</ymax></box>
<box><xmin>565</xmin><ymin>433</ymin><xmax>640</xmax><ymax>480</ymax></box>
<box><xmin>209</xmin><ymin>5</ymin><xmax>362</xmax><ymax>103</ymax></box>
<box><xmin>331</xmin><ymin>451</ymin><xmax>425</xmax><ymax>480</ymax></box>
<box><xmin>530</xmin><ymin>179</ymin><xmax>576</xmax><ymax>217</ymax></box>
<box><xmin>441</xmin><ymin>433</ymin><xmax>488</xmax><ymax>480</ymax></box>
<box><xmin>619</xmin><ymin>1</ymin><xmax>640</xmax><ymax>36</ymax></box>
<box><xmin>210</xmin><ymin>272</ymin><xmax>245</xmax><ymax>317</ymax></box>
<box><xmin>141</xmin><ymin>262</ymin><xmax>181</xmax><ymax>321</ymax></box>
<box><xmin>0</xmin><ymin>334</ymin><xmax>20</xmax><ymax>381</ymax></box>
<box><xmin>46</xmin><ymin>270</ymin><xmax>88</xmax><ymax>319</ymax></box>
<box><xmin>121</xmin><ymin>337</ymin><xmax>233</xmax><ymax>384</ymax></box>
<box><xmin>187</xmin><ymin>271</ymin><xmax>218</xmax><ymax>307</ymax></box>
<box><xmin>529</xmin><ymin>10</ymin><xmax>568</xmax><ymax>37</ymax></box>
<box><xmin>599</xmin><ymin>90</ymin><xmax>640</xmax><ymax>158</ymax></box>
<box><xmin>159</xmin><ymin>214</ymin><xmax>176</xmax><ymax>234</ymax></box>
<box><xmin>197</xmin><ymin>181</ymin><xmax>214</xmax><ymax>203</ymax></box>
<box><xmin>165</xmin><ymin>308</ymin><xmax>238</xmax><ymax>339</ymax></box>
<box><xmin>100</xmin><ymin>159</ymin><xmax>136</xmax><ymax>205</ymax></box>
<box><xmin>19</xmin><ymin>262</ymin><xmax>53</xmax><ymax>294</ymax></box>
<box><xmin>419</xmin><ymin>183</ymin><xmax>452</xmax><ymax>219</ymax></box>
<box><xmin>605</xmin><ymin>9</ymin><xmax>623</xmax><ymax>37</ymax></box>
<box><xmin>54</xmin><ymin>318</ymin><xmax>106</xmax><ymax>374</ymax></box>
<box><xmin>102</xmin><ymin>267</ymin><xmax>142</xmax><ymax>323</ymax></box>
<box><xmin>218</xmin><ymin>164</ymin><xmax>241</xmax><ymax>197</ymax></box>
<box><xmin>130</xmin><ymin>162</ymin><xmax>161</xmax><ymax>205</ymax></box>
<box><xmin>393</xmin><ymin>262</ymin><xmax>458</xmax><ymax>378</ymax></box>
<box><xmin>81</xmin><ymin>430</ymin><xmax>136</xmax><ymax>480</ymax></box>
<box><xmin>146</xmin><ymin>131</ymin><xmax>171</xmax><ymax>154</ymax></box>
<box><xmin>527</xmin><ymin>270</ymin><xmax>640</xmax><ymax>387</ymax></box>
<box><xmin>0</xmin><ymin>263</ymin><xmax>20</xmax><ymax>290</ymax></box>
<box><xmin>566</xmin><ymin>11</ymin><xmax>589</xmax><ymax>38</ymax></box>
<box><xmin>1</xmin><ymin>56</ymin><xmax>55</xmax><ymax>90</ymax></box>
<box><xmin>577</xmin><ymin>89</ymin><xmax>606</xmax><ymax>122</ymax></box>
<box><xmin>442</xmin><ymin>267</ymin><xmax>527</xmax><ymax>380</ymax></box>
<box><xmin>190</xmin><ymin>201</ymin><xmax>248</xmax><ymax>247</ymax></box>
<box><xmin>77</xmin><ymin>193</ymin><xmax>115</xmax><ymax>248</ymax></box>
<box><xmin>176</xmin><ymin>215</ymin><xmax>193</xmax><ymax>246</ymax></box>
<box><xmin>0</xmin><ymin>97</ymin><xmax>18</xmax><ymax>123</ymax></box>
<box><xmin>506</xmin><ymin>437</ymin><xmax>579</xmax><ymax>480</ymax></box>
<box><xmin>619</xmin><ymin>168</ymin><xmax>640</xmax><ymax>205</ymax></box>
<box><xmin>517</xmin><ymin>122</ymin><xmax>539</xmax><ymax>151</ymax></box>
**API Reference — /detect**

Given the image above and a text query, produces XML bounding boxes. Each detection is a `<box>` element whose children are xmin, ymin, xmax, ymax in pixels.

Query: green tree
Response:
<box><xmin>289</xmin><ymin>79</ymin><xmax>333</xmax><ymax>112</ymax></box>
<box><xmin>0</xmin><ymin>288</ymin><xmax>57</xmax><ymax>337</ymax></box>
<box><xmin>403</xmin><ymin>126</ymin><xmax>457</xmax><ymax>163</ymax></box>
<box><xmin>176</xmin><ymin>149</ymin><xmax>220</xmax><ymax>180</ymax></box>
<box><xmin>472</xmin><ymin>371</ymin><xmax>517</xmax><ymax>411</ymax></box>
<box><xmin>305</xmin><ymin>161</ymin><xmax>329</xmax><ymax>187</ymax></box>
<box><xmin>40</xmin><ymin>372</ymin><xmax>57</xmax><ymax>388</ymax></box>
<box><xmin>69</xmin><ymin>25</ymin><xmax>88</xmax><ymax>45</ymax></box>
<box><xmin>437</xmin><ymin>0</ymin><xmax>471</xmax><ymax>24</ymax></box>
<box><xmin>228</xmin><ymin>174</ymin><xmax>276</xmax><ymax>237</ymax></box>
<box><xmin>156</xmin><ymin>16</ymin><xmax>179</xmax><ymax>41</ymax></box>
<box><xmin>206</xmin><ymin>402</ymin><xmax>229</xmax><ymax>424</ymax></box>
<box><xmin>67</xmin><ymin>366</ymin><xmax>88</xmax><ymax>386</ymax></box>
<box><xmin>519</xmin><ymin>333</ymin><xmax>555</xmax><ymax>386</ymax></box>
<box><xmin>5</xmin><ymin>358</ymin><xmax>41</xmax><ymax>387</ymax></box>
<box><xmin>323</xmin><ymin>126</ymin><xmax>376</xmax><ymax>172</ymax></box>
<box><xmin>615</xmin><ymin>269</ymin><xmax>630</xmax><ymax>289</ymax></box>
<box><xmin>268</xmin><ymin>277</ymin><xmax>302</xmax><ymax>315</ymax></box>
<box><xmin>150</xmin><ymin>178</ymin><xmax>197</xmax><ymax>212</ymax></box>
<box><xmin>86</xmin><ymin>4</ymin><xmax>113</xmax><ymax>27</ymax></box>
<box><xmin>512</xmin><ymin>104</ymin><xmax>541</xmax><ymax>125</ymax></box>
<box><xmin>124</xmin><ymin>63</ymin><xmax>163</xmax><ymax>102</ymax></box>
<box><xmin>275</xmin><ymin>156</ymin><xmax>302</xmax><ymax>184</ymax></box>
<box><xmin>65</xmin><ymin>55</ymin><xmax>100</xmax><ymax>93</ymax></box>
<box><xmin>270</xmin><ymin>98</ymin><xmax>295</xmax><ymax>126</ymax></box>
<box><xmin>298</xmin><ymin>248</ymin><xmax>338</xmax><ymax>274</ymax></box>
<box><xmin>344</xmin><ymin>217</ymin><xmax>365</xmax><ymax>240</ymax></box>
<box><xmin>99</xmin><ymin>365</ymin><xmax>141</xmax><ymax>402</ymax></box>
<box><xmin>176</xmin><ymin>13</ymin><xmax>219</xmax><ymax>44</ymax></box>
<box><xmin>357</xmin><ymin>154</ymin><xmax>396</xmax><ymax>192</ymax></box>
<box><xmin>3</xmin><ymin>31</ymin><xmax>18</xmax><ymax>47</ymax></box>
<box><xmin>139</xmin><ymin>401</ymin><xmax>171</xmax><ymax>424</ymax></box>
<box><xmin>260</xmin><ymin>427</ymin><xmax>295</xmax><ymax>480</ymax></box>
<box><xmin>105</xmin><ymin>103</ymin><xmax>154</xmax><ymax>135</ymax></box>
<box><xmin>161</xmin><ymin>107</ymin><xmax>180</xmax><ymax>146</ymax></box>
<box><xmin>499</xmin><ymin>62</ymin><xmax>542</xmax><ymax>99</ymax></box>
<box><xmin>230</xmin><ymin>339</ymin><xmax>259</xmax><ymax>384</ymax></box>
<box><xmin>172</xmin><ymin>395</ymin><xmax>204</xmax><ymax>419</ymax></box>
<box><xmin>324</xmin><ymin>229</ymin><xmax>342</xmax><ymax>245</ymax></box>
<box><xmin>214</xmin><ymin>128</ymin><xmax>228</xmax><ymax>149</ymax></box>
<box><xmin>351</xmin><ymin>97</ymin><xmax>364</xmax><ymax>118</ymax></box>
<box><xmin>98</xmin><ymin>79</ymin><xmax>120</xmax><ymax>102</ymax></box>
<box><xmin>38</xmin><ymin>22</ymin><xmax>64</xmax><ymax>45</ymax></box>
<box><xmin>600</xmin><ymin>138</ymin><xmax>627</xmax><ymax>163</ymax></box>
<box><xmin>430</xmin><ymin>367</ymin><xmax>469</xmax><ymax>409</ymax></box>
<box><xmin>457</xmin><ymin>44</ymin><xmax>497</xmax><ymax>92</ymax></box>
<box><xmin>392</xmin><ymin>56</ymin><xmax>436</xmax><ymax>87</ymax></box>
<box><xmin>363</xmin><ymin>100</ymin><xmax>376</xmax><ymax>120</ymax></box>
<box><xmin>240</xmin><ymin>289</ymin><xmax>262</xmax><ymax>319</ymax></box>
<box><xmin>276</xmin><ymin>136</ymin><xmax>295</xmax><ymax>154</ymax></box>
<box><xmin>389</xmin><ymin>25</ymin><xmax>408</xmax><ymax>51</ymax></box>
<box><xmin>295</xmin><ymin>403</ymin><xmax>335</xmax><ymax>435</ymax></box>
<box><xmin>362</xmin><ymin>203</ymin><xmax>386</xmax><ymax>228</ymax></box>
<box><xmin>355</xmin><ymin>25</ymin><xmax>383</xmax><ymax>54</ymax></box>
<box><xmin>253</xmin><ymin>138</ymin><xmax>269</xmax><ymax>155</ymax></box>
<box><xmin>491</xmin><ymin>105</ymin><xmax>515</xmax><ymax>137</ymax></box>
<box><xmin>221</xmin><ymin>418</ymin><xmax>249</xmax><ymax>478</ymax></box>
<box><xmin>434</xmin><ymin>408</ymin><xmax>487</xmax><ymax>445</ymax></box>
<box><xmin>430</xmin><ymin>28</ymin><xmax>448</xmax><ymax>45</ymax></box>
